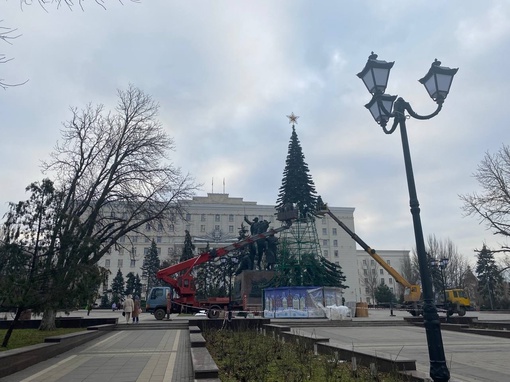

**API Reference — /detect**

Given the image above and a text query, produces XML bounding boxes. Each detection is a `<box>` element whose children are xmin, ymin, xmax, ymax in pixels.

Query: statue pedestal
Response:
<box><xmin>233</xmin><ymin>270</ymin><xmax>274</xmax><ymax>312</ymax></box>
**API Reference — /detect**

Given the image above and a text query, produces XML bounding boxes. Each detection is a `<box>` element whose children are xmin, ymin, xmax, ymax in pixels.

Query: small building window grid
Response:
<box><xmin>333</xmin><ymin>240</ymin><xmax>338</xmax><ymax>247</ymax></box>
<box><xmin>324</xmin><ymin>250</ymin><xmax>329</xmax><ymax>257</ymax></box>
<box><xmin>201</xmin><ymin>225</ymin><xmax>206</xmax><ymax>232</ymax></box>
<box><xmin>334</xmin><ymin>250</ymin><xmax>339</xmax><ymax>257</ymax></box>
<box><xmin>215</xmin><ymin>214</ymin><xmax>220</xmax><ymax>222</ymax></box>
<box><xmin>130</xmin><ymin>259</ymin><xmax>136</xmax><ymax>268</ymax></box>
<box><xmin>229</xmin><ymin>225</ymin><xmax>234</xmax><ymax>233</ymax></box>
<box><xmin>156</xmin><ymin>236</ymin><xmax>162</xmax><ymax>243</ymax></box>
<box><xmin>105</xmin><ymin>259</ymin><xmax>110</xmax><ymax>268</ymax></box>
<box><xmin>322</xmin><ymin>228</ymin><xmax>327</xmax><ymax>235</ymax></box>
<box><xmin>332</xmin><ymin>228</ymin><xmax>337</xmax><ymax>235</ymax></box>
<box><xmin>118</xmin><ymin>259</ymin><xmax>123</xmax><ymax>268</ymax></box>
<box><xmin>229</xmin><ymin>214</ymin><xmax>234</xmax><ymax>222</ymax></box>
<box><xmin>323</xmin><ymin>239</ymin><xmax>328</xmax><ymax>246</ymax></box>
<box><xmin>186</xmin><ymin>213</ymin><xmax>191</xmax><ymax>221</ymax></box>
<box><xmin>379</xmin><ymin>269</ymin><xmax>384</xmax><ymax>275</ymax></box>
<box><xmin>201</xmin><ymin>214</ymin><xmax>206</xmax><ymax>222</ymax></box>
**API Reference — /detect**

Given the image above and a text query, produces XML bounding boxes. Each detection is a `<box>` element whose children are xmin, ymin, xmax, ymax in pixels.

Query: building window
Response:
<box><xmin>322</xmin><ymin>228</ymin><xmax>327</xmax><ymax>235</ymax></box>
<box><xmin>229</xmin><ymin>214</ymin><xmax>234</xmax><ymax>222</ymax></box>
<box><xmin>365</xmin><ymin>288</ymin><xmax>370</xmax><ymax>294</ymax></box>
<box><xmin>372</xmin><ymin>269</ymin><xmax>376</xmax><ymax>275</ymax></box>
<box><xmin>144</xmin><ymin>248</ymin><xmax>150</xmax><ymax>255</ymax></box>
<box><xmin>201</xmin><ymin>225</ymin><xmax>206</xmax><ymax>232</ymax></box>
<box><xmin>105</xmin><ymin>259</ymin><xmax>110</xmax><ymax>268</ymax></box>
<box><xmin>132</xmin><ymin>236</ymin><xmax>138</xmax><ymax>243</ymax></box>
<box><xmin>332</xmin><ymin>228</ymin><xmax>337</xmax><ymax>235</ymax></box>
<box><xmin>215</xmin><ymin>214</ymin><xmax>220</xmax><ymax>222</ymax></box>
<box><xmin>119</xmin><ymin>236</ymin><xmax>125</xmax><ymax>243</ymax></box>
<box><xmin>201</xmin><ymin>214</ymin><xmax>206</xmax><ymax>222</ymax></box>
<box><xmin>322</xmin><ymin>218</ymin><xmax>327</xmax><ymax>225</ymax></box>
<box><xmin>389</xmin><ymin>278</ymin><xmax>393</xmax><ymax>284</ymax></box>
<box><xmin>156</xmin><ymin>236</ymin><xmax>162</xmax><ymax>243</ymax></box>
<box><xmin>158</xmin><ymin>223</ymin><xmax>163</xmax><ymax>231</ymax></box>
<box><xmin>371</xmin><ymin>259</ymin><xmax>375</xmax><ymax>266</ymax></box>
<box><xmin>333</xmin><ymin>240</ymin><xmax>338</xmax><ymax>247</ymax></box>
<box><xmin>215</xmin><ymin>225</ymin><xmax>220</xmax><ymax>231</ymax></box>
<box><xmin>130</xmin><ymin>259</ymin><xmax>136</xmax><ymax>268</ymax></box>
<box><xmin>169</xmin><ymin>224</ymin><xmax>174</xmax><ymax>232</ymax></box>
<box><xmin>363</xmin><ymin>259</ymin><xmax>367</xmax><ymax>266</ymax></box>
<box><xmin>380</xmin><ymin>278</ymin><xmax>385</xmax><ymax>285</ymax></box>
<box><xmin>387</xmin><ymin>260</ymin><xmax>391</xmax><ymax>265</ymax></box>
<box><xmin>363</xmin><ymin>269</ymin><xmax>368</xmax><ymax>275</ymax></box>
<box><xmin>324</xmin><ymin>250</ymin><xmax>329</xmax><ymax>257</ymax></box>
<box><xmin>379</xmin><ymin>269</ymin><xmax>384</xmax><ymax>275</ymax></box>
<box><xmin>390</xmin><ymin>287</ymin><xmax>394</xmax><ymax>292</ymax></box>
<box><xmin>145</xmin><ymin>223</ymin><xmax>151</xmax><ymax>231</ymax></box>
<box><xmin>334</xmin><ymin>250</ymin><xmax>339</xmax><ymax>257</ymax></box>
<box><xmin>167</xmin><ymin>248</ymin><xmax>173</xmax><ymax>256</ymax></box>
<box><xmin>119</xmin><ymin>248</ymin><xmax>124</xmax><ymax>256</ymax></box>
<box><xmin>131</xmin><ymin>247</ymin><xmax>137</xmax><ymax>256</ymax></box>
<box><xmin>229</xmin><ymin>225</ymin><xmax>234</xmax><ymax>233</ymax></box>
<box><xmin>186</xmin><ymin>213</ymin><xmax>191</xmax><ymax>221</ymax></box>
<box><xmin>323</xmin><ymin>239</ymin><xmax>328</xmax><ymax>246</ymax></box>
<box><xmin>118</xmin><ymin>259</ymin><xmax>123</xmax><ymax>268</ymax></box>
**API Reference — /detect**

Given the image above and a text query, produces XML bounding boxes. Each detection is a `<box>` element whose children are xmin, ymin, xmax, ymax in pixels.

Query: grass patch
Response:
<box><xmin>204</xmin><ymin>329</ymin><xmax>406</xmax><ymax>382</ymax></box>
<box><xmin>0</xmin><ymin>328</ymin><xmax>86</xmax><ymax>352</ymax></box>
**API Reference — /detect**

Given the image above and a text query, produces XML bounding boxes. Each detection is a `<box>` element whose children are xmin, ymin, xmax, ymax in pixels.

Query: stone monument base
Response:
<box><xmin>233</xmin><ymin>270</ymin><xmax>274</xmax><ymax>312</ymax></box>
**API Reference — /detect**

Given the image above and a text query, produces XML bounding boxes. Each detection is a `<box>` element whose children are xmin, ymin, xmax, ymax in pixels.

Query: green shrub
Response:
<box><xmin>204</xmin><ymin>329</ymin><xmax>405</xmax><ymax>382</ymax></box>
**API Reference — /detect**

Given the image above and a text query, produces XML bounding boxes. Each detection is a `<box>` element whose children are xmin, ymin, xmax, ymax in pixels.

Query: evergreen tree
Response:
<box><xmin>276</xmin><ymin>124</ymin><xmax>317</xmax><ymax>218</ymax></box>
<box><xmin>111</xmin><ymin>269</ymin><xmax>125</xmax><ymax>304</ymax></box>
<box><xmin>125</xmin><ymin>272</ymin><xmax>137</xmax><ymax>296</ymax></box>
<box><xmin>475</xmin><ymin>245</ymin><xmax>503</xmax><ymax>309</ymax></box>
<box><xmin>374</xmin><ymin>284</ymin><xmax>397</xmax><ymax>306</ymax></box>
<box><xmin>134</xmin><ymin>274</ymin><xmax>143</xmax><ymax>299</ymax></box>
<box><xmin>141</xmin><ymin>240</ymin><xmax>161</xmax><ymax>292</ymax></box>
<box><xmin>180</xmin><ymin>230</ymin><xmax>195</xmax><ymax>262</ymax></box>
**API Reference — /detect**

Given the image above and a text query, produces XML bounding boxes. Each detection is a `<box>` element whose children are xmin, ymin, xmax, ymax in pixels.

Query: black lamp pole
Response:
<box><xmin>358</xmin><ymin>53</ymin><xmax>458</xmax><ymax>382</ymax></box>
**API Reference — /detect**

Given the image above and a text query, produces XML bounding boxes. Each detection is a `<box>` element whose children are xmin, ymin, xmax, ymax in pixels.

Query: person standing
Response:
<box><xmin>166</xmin><ymin>291</ymin><xmax>172</xmax><ymax>320</ymax></box>
<box><xmin>132</xmin><ymin>296</ymin><xmax>141</xmax><ymax>324</ymax></box>
<box><xmin>123</xmin><ymin>295</ymin><xmax>134</xmax><ymax>324</ymax></box>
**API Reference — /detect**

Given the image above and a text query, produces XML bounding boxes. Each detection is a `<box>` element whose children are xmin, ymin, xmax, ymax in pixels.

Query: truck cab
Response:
<box><xmin>145</xmin><ymin>287</ymin><xmax>177</xmax><ymax>320</ymax></box>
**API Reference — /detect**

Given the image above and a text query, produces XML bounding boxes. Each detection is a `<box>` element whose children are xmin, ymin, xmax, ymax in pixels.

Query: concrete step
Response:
<box><xmin>114</xmin><ymin>321</ymin><xmax>189</xmax><ymax>330</ymax></box>
<box><xmin>270</xmin><ymin>319</ymin><xmax>410</xmax><ymax>328</ymax></box>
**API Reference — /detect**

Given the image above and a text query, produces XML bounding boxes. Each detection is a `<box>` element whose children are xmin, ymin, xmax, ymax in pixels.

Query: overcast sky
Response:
<box><xmin>1</xmin><ymin>0</ymin><xmax>509</xmax><ymax>265</ymax></box>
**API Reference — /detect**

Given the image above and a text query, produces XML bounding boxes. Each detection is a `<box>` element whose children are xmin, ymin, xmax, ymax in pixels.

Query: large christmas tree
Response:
<box><xmin>272</xmin><ymin>114</ymin><xmax>346</xmax><ymax>289</ymax></box>
<box><xmin>276</xmin><ymin>113</ymin><xmax>317</xmax><ymax>218</ymax></box>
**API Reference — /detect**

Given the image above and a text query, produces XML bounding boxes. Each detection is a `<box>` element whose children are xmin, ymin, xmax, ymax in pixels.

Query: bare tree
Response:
<box><xmin>460</xmin><ymin>145</ymin><xmax>510</xmax><ymax>252</ymax></box>
<box><xmin>399</xmin><ymin>253</ymin><xmax>419</xmax><ymax>298</ymax></box>
<box><xmin>10</xmin><ymin>85</ymin><xmax>197</xmax><ymax>329</ymax></box>
<box><xmin>426</xmin><ymin>235</ymin><xmax>469</xmax><ymax>289</ymax></box>
<box><xmin>359</xmin><ymin>262</ymin><xmax>379</xmax><ymax>304</ymax></box>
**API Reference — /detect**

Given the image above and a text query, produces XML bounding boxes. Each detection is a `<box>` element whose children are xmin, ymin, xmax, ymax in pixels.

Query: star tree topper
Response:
<box><xmin>287</xmin><ymin>112</ymin><xmax>299</xmax><ymax>125</ymax></box>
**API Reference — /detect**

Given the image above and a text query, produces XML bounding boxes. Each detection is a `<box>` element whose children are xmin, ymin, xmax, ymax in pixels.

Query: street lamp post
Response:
<box><xmin>358</xmin><ymin>52</ymin><xmax>458</xmax><ymax>382</ymax></box>
<box><xmin>431</xmin><ymin>257</ymin><xmax>450</xmax><ymax>315</ymax></box>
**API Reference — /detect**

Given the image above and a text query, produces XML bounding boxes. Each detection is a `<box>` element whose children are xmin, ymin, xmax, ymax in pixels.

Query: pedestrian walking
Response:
<box><xmin>166</xmin><ymin>291</ymin><xmax>172</xmax><ymax>320</ymax></box>
<box><xmin>123</xmin><ymin>294</ymin><xmax>134</xmax><ymax>324</ymax></box>
<box><xmin>132</xmin><ymin>296</ymin><xmax>141</xmax><ymax>324</ymax></box>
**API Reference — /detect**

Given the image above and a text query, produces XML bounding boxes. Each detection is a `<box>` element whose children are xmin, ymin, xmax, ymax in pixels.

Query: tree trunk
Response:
<box><xmin>1</xmin><ymin>308</ymin><xmax>23</xmax><ymax>348</ymax></box>
<box><xmin>39</xmin><ymin>309</ymin><xmax>57</xmax><ymax>331</ymax></box>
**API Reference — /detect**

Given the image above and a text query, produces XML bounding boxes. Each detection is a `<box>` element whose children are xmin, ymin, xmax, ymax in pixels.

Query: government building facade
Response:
<box><xmin>97</xmin><ymin>193</ymin><xmax>409</xmax><ymax>305</ymax></box>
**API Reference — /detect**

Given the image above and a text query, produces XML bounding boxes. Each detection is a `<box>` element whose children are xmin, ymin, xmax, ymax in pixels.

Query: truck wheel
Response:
<box><xmin>207</xmin><ymin>305</ymin><xmax>221</xmax><ymax>319</ymax></box>
<box><xmin>458</xmin><ymin>307</ymin><xmax>466</xmax><ymax>317</ymax></box>
<box><xmin>154</xmin><ymin>309</ymin><xmax>166</xmax><ymax>320</ymax></box>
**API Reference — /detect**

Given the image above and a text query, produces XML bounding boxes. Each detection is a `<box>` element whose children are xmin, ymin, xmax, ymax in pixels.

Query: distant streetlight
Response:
<box><xmin>431</xmin><ymin>257</ymin><xmax>450</xmax><ymax>315</ymax></box>
<box><xmin>358</xmin><ymin>52</ymin><xmax>457</xmax><ymax>382</ymax></box>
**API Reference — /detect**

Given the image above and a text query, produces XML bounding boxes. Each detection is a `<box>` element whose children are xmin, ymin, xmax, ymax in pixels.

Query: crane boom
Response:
<box><xmin>319</xmin><ymin>208</ymin><xmax>419</xmax><ymax>296</ymax></box>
